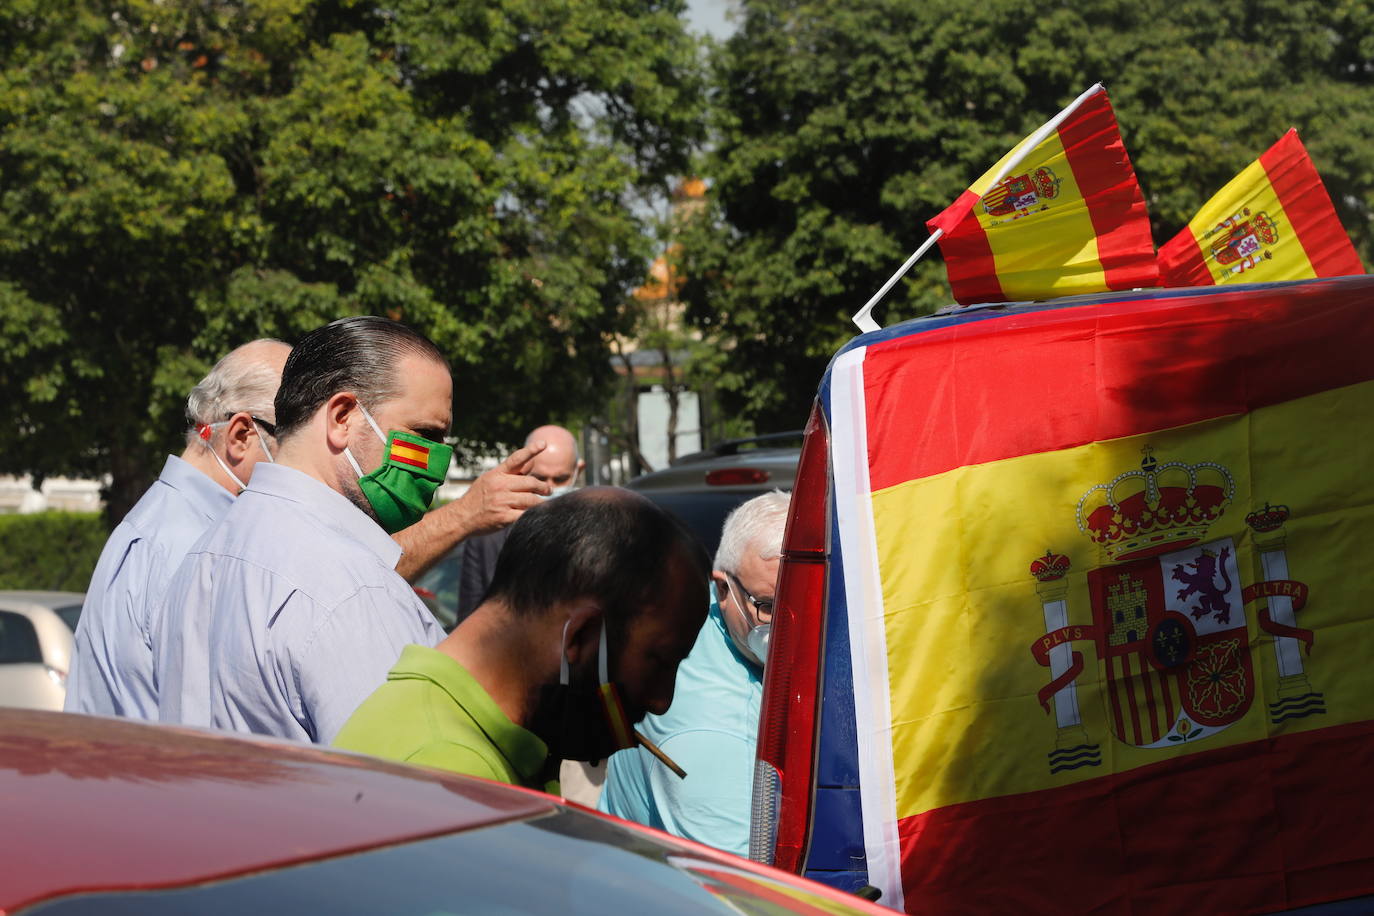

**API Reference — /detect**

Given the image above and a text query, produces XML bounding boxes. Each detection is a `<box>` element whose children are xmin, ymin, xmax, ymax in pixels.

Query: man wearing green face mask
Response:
<box><xmin>156</xmin><ymin>316</ymin><xmax>472</xmax><ymax>744</ymax></box>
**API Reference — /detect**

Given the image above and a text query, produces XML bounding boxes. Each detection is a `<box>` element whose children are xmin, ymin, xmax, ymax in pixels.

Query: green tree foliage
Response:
<box><xmin>681</xmin><ymin>0</ymin><xmax>1374</xmax><ymax>430</ymax></box>
<box><xmin>0</xmin><ymin>512</ymin><xmax>106</xmax><ymax>591</ymax></box>
<box><xmin>0</xmin><ymin>0</ymin><xmax>703</xmax><ymax>521</ymax></box>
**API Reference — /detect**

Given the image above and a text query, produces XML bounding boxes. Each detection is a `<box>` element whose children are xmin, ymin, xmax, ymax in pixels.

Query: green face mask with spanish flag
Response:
<box><xmin>344</xmin><ymin>404</ymin><xmax>453</xmax><ymax>534</ymax></box>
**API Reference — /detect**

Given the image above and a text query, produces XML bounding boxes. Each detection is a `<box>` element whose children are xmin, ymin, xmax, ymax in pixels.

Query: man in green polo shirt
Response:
<box><xmin>334</xmin><ymin>487</ymin><xmax>709</xmax><ymax>791</ymax></box>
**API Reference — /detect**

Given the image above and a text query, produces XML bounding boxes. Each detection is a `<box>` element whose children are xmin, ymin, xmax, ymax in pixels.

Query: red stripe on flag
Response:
<box><xmin>896</xmin><ymin>721</ymin><xmax>1374</xmax><ymax>913</ymax></box>
<box><xmin>863</xmin><ymin>278</ymin><xmax>1374</xmax><ymax>491</ymax></box>
<box><xmin>1119</xmin><ymin>654</ymin><xmax>1143</xmax><ymax>746</ymax></box>
<box><xmin>1106</xmin><ymin>656</ymin><xmax>1127</xmax><ymax>744</ymax></box>
<box><xmin>1138</xmin><ymin>654</ymin><xmax>1161</xmax><ymax>744</ymax></box>
<box><xmin>1261</xmin><ymin>129</ymin><xmax>1364</xmax><ymax>277</ymax></box>
<box><xmin>1159</xmin><ymin>667</ymin><xmax>1174</xmax><ymax>730</ymax></box>
<box><xmin>1057</xmin><ymin>90</ymin><xmax>1158</xmax><ymax>290</ymax></box>
<box><xmin>1158</xmin><ymin>224</ymin><xmax>1213</xmax><ymax>287</ymax></box>
<box><xmin>927</xmin><ymin>188</ymin><xmax>981</xmax><ymax>237</ymax></box>
<box><xmin>936</xmin><ymin>215</ymin><xmax>1006</xmax><ymax>304</ymax></box>
<box><xmin>391</xmin><ymin>453</ymin><xmax>429</xmax><ymax>469</ymax></box>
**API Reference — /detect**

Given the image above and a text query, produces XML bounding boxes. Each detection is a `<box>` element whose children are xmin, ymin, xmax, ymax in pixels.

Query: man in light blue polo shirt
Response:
<box><xmin>156</xmin><ymin>316</ymin><xmax>464</xmax><ymax>744</ymax></box>
<box><xmin>599</xmin><ymin>491</ymin><xmax>790</xmax><ymax>856</ymax></box>
<box><xmin>66</xmin><ymin>339</ymin><xmax>289</xmax><ymax>718</ymax></box>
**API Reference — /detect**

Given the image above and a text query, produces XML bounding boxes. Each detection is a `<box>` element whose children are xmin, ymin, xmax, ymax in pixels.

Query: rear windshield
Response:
<box><xmin>54</xmin><ymin>605</ymin><xmax>81</xmax><ymax>633</ymax></box>
<box><xmin>0</xmin><ymin>611</ymin><xmax>41</xmax><ymax>664</ymax></box>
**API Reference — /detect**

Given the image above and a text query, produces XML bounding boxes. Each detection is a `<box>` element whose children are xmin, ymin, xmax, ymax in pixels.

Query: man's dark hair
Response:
<box><xmin>484</xmin><ymin>488</ymin><xmax>710</xmax><ymax>640</ymax></box>
<box><xmin>273</xmin><ymin>316</ymin><xmax>447</xmax><ymax>439</ymax></box>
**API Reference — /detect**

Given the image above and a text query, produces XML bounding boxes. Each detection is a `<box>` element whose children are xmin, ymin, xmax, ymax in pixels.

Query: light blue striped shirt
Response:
<box><xmin>66</xmin><ymin>455</ymin><xmax>233</xmax><ymax>719</ymax></box>
<box><xmin>154</xmin><ymin>463</ymin><xmax>442</xmax><ymax>743</ymax></box>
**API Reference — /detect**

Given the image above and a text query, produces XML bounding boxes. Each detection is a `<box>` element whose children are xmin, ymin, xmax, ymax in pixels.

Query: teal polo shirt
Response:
<box><xmin>598</xmin><ymin>599</ymin><xmax>763</xmax><ymax>856</ymax></box>
<box><xmin>334</xmin><ymin>644</ymin><xmax>555</xmax><ymax>792</ymax></box>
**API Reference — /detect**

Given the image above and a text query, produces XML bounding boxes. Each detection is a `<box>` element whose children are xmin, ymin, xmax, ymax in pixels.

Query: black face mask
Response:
<box><xmin>528</xmin><ymin>621</ymin><xmax>638</xmax><ymax>763</ymax></box>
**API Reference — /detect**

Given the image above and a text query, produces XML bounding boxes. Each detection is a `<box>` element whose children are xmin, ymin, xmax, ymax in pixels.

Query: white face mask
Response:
<box><xmin>198</xmin><ymin>419</ymin><xmax>275</xmax><ymax>493</ymax></box>
<box><xmin>746</xmin><ymin>623</ymin><xmax>771</xmax><ymax>664</ymax></box>
<box><xmin>724</xmin><ymin>578</ymin><xmax>771</xmax><ymax>666</ymax></box>
<box><xmin>548</xmin><ymin>484</ymin><xmax>576</xmax><ymax>499</ymax></box>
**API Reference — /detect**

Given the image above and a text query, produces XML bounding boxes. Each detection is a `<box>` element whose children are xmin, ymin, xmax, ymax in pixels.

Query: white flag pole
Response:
<box><xmin>850</xmin><ymin>82</ymin><xmax>1105</xmax><ymax>333</ymax></box>
<box><xmin>852</xmin><ymin>230</ymin><xmax>942</xmax><ymax>333</ymax></box>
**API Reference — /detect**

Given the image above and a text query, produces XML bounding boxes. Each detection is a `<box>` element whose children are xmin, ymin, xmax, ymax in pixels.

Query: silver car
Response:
<box><xmin>0</xmin><ymin>591</ymin><xmax>82</xmax><ymax>711</ymax></box>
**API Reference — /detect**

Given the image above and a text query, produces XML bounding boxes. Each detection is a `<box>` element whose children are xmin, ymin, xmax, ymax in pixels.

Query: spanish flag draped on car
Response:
<box><xmin>926</xmin><ymin>84</ymin><xmax>1158</xmax><ymax>305</ymax></box>
<box><xmin>827</xmin><ymin>277</ymin><xmax>1374</xmax><ymax>912</ymax></box>
<box><xmin>1158</xmin><ymin>129</ymin><xmax>1364</xmax><ymax>287</ymax></box>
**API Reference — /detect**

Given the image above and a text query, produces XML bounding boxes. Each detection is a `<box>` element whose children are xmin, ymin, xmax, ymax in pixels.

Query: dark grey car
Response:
<box><xmin>625</xmin><ymin>433</ymin><xmax>801</xmax><ymax>556</ymax></box>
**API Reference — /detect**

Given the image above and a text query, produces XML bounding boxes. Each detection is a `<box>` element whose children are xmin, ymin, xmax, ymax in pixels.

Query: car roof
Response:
<box><xmin>0</xmin><ymin>710</ymin><xmax>555</xmax><ymax>912</ymax></box>
<box><xmin>626</xmin><ymin>445</ymin><xmax>800</xmax><ymax>494</ymax></box>
<box><xmin>0</xmin><ymin>591</ymin><xmax>84</xmax><ymax>614</ymax></box>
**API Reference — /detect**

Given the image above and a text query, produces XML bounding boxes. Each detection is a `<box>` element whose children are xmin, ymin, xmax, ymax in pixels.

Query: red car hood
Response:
<box><xmin>0</xmin><ymin>710</ymin><xmax>554</xmax><ymax>912</ymax></box>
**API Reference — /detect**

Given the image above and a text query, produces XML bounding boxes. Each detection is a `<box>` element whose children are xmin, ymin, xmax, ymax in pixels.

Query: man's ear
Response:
<box><xmin>222</xmin><ymin>412</ymin><xmax>258</xmax><ymax>464</ymax></box>
<box><xmin>323</xmin><ymin>392</ymin><xmax>359</xmax><ymax>453</ymax></box>
<box><xmin>711</xmin><ymin>571</ymin><xmax>730</xmax><ymax>603</ymax></box>
<box><xmin>560</xmin><ymin>600</ymin><xmax>604</xmax><ymax>671</ymax></box>
<box><xmin>574</xmin><ymin>458</ymin><xmax>586</xmax><ymax>484</ymax></box>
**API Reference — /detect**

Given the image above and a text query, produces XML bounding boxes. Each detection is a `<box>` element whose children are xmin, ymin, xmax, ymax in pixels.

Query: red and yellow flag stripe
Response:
<box><xmin>389</xmin><ymin>438</ymin><xmax>431</xmax><ymax>470</ymax></box>
<box><xmin>1159</xmin><ymin>129</ymin><xmax>1364</xmax><ymax>287</ymax></box>
<box><xmin>927</xmin><ymin>87</ymin><xmax>1157</xmax><ymax>305</ymax></box>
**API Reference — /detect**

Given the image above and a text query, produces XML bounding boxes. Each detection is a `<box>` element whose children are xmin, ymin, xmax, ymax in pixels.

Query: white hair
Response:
<box><xmin>714</xmin><ymin>490</ymin><xmax>791</xmax><ymax>575</ymax></box>
<box><xmin>184</xmin><ymin>339</ymin><xmax>286</xmax><ymax>446</ymax></box>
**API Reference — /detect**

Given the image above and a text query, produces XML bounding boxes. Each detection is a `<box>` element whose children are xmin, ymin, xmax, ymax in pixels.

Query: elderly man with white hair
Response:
<box><xmin>598</xmin><ymin>489</ymin><xmax>790</xmax><ymax>856</ymax></box>
<box><xmin>67</xmin><ymin>339</ymin><xmax>291</xmax><ymax>718</ymax></box>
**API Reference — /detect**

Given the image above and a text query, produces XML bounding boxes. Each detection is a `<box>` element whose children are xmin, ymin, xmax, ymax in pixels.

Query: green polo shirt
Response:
<box><xmin>333</xmin><ymin>644</ymin><xmax>555</xmax><ymax>792</ymax></box>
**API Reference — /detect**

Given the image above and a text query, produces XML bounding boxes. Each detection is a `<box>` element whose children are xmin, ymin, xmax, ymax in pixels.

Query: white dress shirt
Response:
<box><xmin>66</xmin><ymin>455</ymin><xmax>233</xmax><ymax>718</ymax></box>
<box><xmin>154</xmin><ymin>462</ymin><xmax>442</xmax><ymax>743</ymax></box>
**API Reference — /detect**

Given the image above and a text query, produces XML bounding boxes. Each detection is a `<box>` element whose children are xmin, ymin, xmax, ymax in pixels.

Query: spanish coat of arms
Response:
<box><xmin>1028</xmin><ymin>449</ymin><xmax>1322</xmax><ymax>774</ymax></box>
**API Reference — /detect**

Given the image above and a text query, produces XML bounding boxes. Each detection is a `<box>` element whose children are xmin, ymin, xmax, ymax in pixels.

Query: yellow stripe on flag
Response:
<box><xmin>391</xmin><ymin>440</ymin><xmax>429</xmax><ymax>466</ymax></box>
<box><xmin>1184</xmin><ymin>159</ymin><xmax>1315</xmax><ymax>284</ymax></box>
<box><xmin>974</xmin><ymin>130</ymin><xmax>1107</xmax><ymax>299</ymax></box>
<box><xmin>870</xmin><ymin>380</ymin><xmax>1374</xmax><ymax>821</ymax></box>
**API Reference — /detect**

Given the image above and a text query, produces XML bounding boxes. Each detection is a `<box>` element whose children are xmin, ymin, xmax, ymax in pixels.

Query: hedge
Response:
<box><xmin>0</xmin><ymin>511</ymin><xmax>108</xmax><ymax>592</ymax></box>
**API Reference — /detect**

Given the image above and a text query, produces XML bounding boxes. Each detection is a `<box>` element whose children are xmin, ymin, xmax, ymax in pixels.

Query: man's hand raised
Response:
<box><xmin>393</xmin><ymin>441</ymin><xmax>552</xmax><ymax>582</ymax></box>
<box><xmin>455</xmin><ymin>441</ymin><xmax>553</xmax><ymax>535</ymax></box>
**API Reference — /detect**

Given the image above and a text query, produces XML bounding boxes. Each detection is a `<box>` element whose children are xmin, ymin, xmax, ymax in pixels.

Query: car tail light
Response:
<box><xmin>705</xmin><ymin>468</ymin><xmax>771</xmax><ymax>486</ymax></box>
<box><xmin>750</xmin><ymin>401</ymin><xmax>829</xmax><ymax>872</ymax></box>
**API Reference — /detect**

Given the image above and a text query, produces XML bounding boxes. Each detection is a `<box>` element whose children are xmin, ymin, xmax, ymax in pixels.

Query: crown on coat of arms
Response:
<box><xmin>1075</xmin><ymin>449</ymin><xmax>1235</xmax><ymax>562</ymax></box>
<box><xmin>1029</xmin><ymin>551</ymin><xmax>1071</xmax><ymax>582</ymax></box>
<box><xmin>1245</xmin><ymin>502</ymin><xmax>1290</xmax><ymax>533</ymax></box>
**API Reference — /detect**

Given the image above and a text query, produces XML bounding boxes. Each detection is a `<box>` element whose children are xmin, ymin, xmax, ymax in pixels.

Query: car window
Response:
<box><xmin>54</xmin><ymin>605</ymin><xmax>81</xmax><ymax>633</ymax></box>
<box><xmin>0</xmin><ymin>611</ymin><xmax>42</xmax><ymax>664</ymax></box>
<box><xmin>17</xmin><ymin>810</ymin><xmax>827</xmax><ymax>915</ymax></box>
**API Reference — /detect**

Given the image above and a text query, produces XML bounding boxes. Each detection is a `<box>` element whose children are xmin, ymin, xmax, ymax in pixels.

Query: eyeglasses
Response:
<box><xmin>727</xmin><ymin>573</ymin><xmax>774</xmax><ymax>622</ymax></box>
<box><xmin>251</xmin><ymin>416</ymin><xmax>276</xmax><ymax>436</ymax></box>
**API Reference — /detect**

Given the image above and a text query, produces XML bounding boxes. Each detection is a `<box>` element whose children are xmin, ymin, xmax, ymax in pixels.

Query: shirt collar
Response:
<box><xmin>159</xmin><ymin>454</ymin><xmax>234</xmax><ymax>521</ymax></box>
<box><xmin>243</xmin><ymin>463</ymin><xmax>403</xmax><ymax>569</ymax></box>
<box><xmin>392</xmin><ymin>645</ymin><xmax>549</xmax><ymax>784</ymax></box>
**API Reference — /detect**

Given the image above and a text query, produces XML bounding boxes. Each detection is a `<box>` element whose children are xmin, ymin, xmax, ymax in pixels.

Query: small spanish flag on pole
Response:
<box><xmin>853</xmin><ymin>84</ymin><xmax>1157</xmax><ymax>330</ymax></box>
<box><xmin>1157</xmin><ymin>129</ymin><xmax>1364</xmax><ymax>287</ymax></box>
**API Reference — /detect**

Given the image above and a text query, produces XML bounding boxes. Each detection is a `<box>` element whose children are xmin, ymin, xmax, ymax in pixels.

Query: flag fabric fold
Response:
<box><xmin>927</xmin><ymin>85</ymin><xmax>1157</xmax><ymax>305</ymax></box>
<box><xmin>1158</xmin><ymin>128</ymin><xmax>1364</xmax><ymax>287</ymax></box>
